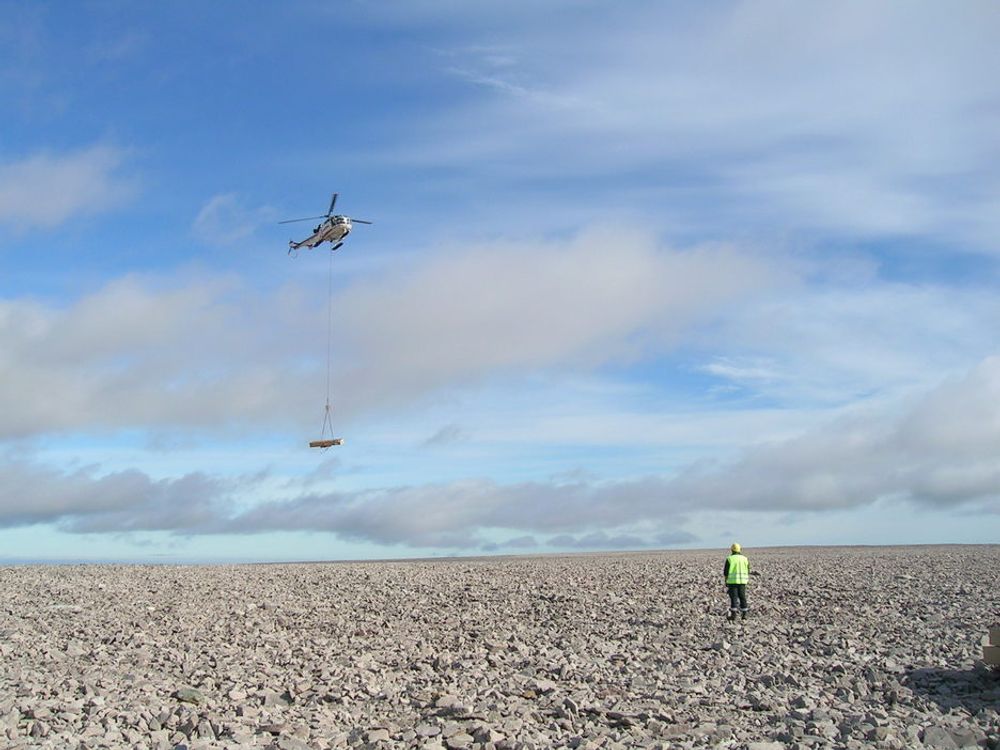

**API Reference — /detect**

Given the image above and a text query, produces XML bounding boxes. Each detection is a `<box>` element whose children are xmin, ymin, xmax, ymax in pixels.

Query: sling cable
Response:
<box><xmin>309</xmin><ymin>247</ymin><xmax>343</xmax><ymax>449</ymax></box>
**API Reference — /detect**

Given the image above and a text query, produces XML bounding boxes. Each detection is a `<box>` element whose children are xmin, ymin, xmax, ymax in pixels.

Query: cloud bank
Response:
<box><xmin>333</xmin><ymin>230</ymin><xmax>787</xmax><ymax>407</ymax></box>
<box><xmin>0</xmin><ymin>274</ymin><xmax>318</xmax><ymax>438</ymax></box>
<box><xmin>392</xmin><ymin>0</ymin><xmax>1000</xmax><ymax>249</ymax></box>
<box><xmin>3</xmin><ymin>356</ymin><xmax>997</xmax><ymax>547</ymax></box>
<box><xmin>0</xmin><ymin>230</ymin><xmax>785</xmax><ymax>437</ymax></box>
<box><xmin>0</xmin><ymin>146</ymin><xmax>136</xmax><ymax>229</ymax></box>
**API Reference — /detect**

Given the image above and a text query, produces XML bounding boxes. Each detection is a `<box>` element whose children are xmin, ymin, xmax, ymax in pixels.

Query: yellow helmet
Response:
<box><xmin>730</xmin><ymin>543</ymin><xmax>741</xmax><ymax>553</ymax></box>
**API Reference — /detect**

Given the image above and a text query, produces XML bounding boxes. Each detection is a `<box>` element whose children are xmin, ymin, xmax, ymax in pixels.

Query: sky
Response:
<box><xmin>1</xmin><ymin>0</ymin><xmax>998</xmax><ymax>562</ymax></box>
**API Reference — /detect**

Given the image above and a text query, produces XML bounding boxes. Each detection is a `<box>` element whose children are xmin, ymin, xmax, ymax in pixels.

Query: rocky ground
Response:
<box><xmin>0</xmin><ymin>545</ymin><xmax>997</xmax><ymax>749</ymax></box>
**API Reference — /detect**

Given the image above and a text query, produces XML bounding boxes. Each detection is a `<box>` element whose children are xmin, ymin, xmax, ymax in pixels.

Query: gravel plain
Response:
<box><xmin>1</xmin><ymin>545</ymin><xmax>998</xmax><ymax>750</ymax></box>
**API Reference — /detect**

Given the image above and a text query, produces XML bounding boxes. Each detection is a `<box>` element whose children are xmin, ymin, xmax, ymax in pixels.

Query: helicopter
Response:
<box><xmin>280</xmin><ymin>192</ymin><xmax>372</xmax><ymax>255</ymax></box>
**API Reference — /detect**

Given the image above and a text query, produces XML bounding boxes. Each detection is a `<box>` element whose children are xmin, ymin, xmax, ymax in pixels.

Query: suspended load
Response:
<box><xmin>310</xmin><ymin>439</ymin><xmax>344</xmax><ymax>449</ymax></box>
<box><xmin>310</xmin><ymin>401</ymin><xmax>341</xmax><ymax>450</ymax></box>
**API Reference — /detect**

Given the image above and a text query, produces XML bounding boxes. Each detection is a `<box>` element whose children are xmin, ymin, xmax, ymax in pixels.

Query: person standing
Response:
<box><xmin>724</xmin><ymin>543</ymin><xmax>750</xmax><ymax>621</ymax></box>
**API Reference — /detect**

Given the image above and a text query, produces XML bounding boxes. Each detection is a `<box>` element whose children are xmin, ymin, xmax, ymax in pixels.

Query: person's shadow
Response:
<box><xmin>904</xmin><ymin>665</ymin><xmax>1000</xmax><ymax>712</ymax></box>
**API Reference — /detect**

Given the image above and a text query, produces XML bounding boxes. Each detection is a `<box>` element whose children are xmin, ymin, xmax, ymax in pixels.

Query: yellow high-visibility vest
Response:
<box><xmin>726</xmin><ymin>553</ymin><xmax>749</xmax><ymax>584</ymax></box>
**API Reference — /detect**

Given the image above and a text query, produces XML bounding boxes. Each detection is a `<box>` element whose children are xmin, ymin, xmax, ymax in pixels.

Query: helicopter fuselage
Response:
<box><xmin>290</xmin><ymin>216</ymin><xmax>353</xmax><ymax>250</ymax></box>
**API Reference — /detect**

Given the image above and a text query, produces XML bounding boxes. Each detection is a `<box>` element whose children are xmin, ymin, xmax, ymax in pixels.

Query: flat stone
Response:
<box><xmin>366</xmin><ymin>728</ymin><xmax>391</xmax><ymax>742</ymax></box>
<box><xmin>948</xmin><ymin>726</ymin><xmax>987</xmax><ymax>749</ymax></box>
<box><xmin>473</xmin><ymin>727</ymin><xmax>505</xmax><ymax>743</ymax></box>
<box><xmin>276</xmin><ymin>738</ymin><xmax>314</xmax><ymax>750</ymax></box>
<box><xmin>173</xmin><ymin>688</ymin><xmax>206</xmax><ymax>706</ymax></box>
<box><xmin>921</xmin><ymin>726</ymin><xmax>960</xmax><ymax>749</ymax></box>
<box><xmin>262</xmin><ymin>691</ymin><xmax>292</xmax><ymax>707</ymax></box>
<box><xmin>444</xmin><ymin>732</ymin><xmax>473</xmax><ymax>749</ymax></box>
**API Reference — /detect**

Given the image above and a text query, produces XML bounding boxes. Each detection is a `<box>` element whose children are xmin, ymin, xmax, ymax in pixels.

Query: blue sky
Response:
<box><xmin>1</xmin><ymin>0</ymin><xmax>999</xmax><ymax>562</ymax></box>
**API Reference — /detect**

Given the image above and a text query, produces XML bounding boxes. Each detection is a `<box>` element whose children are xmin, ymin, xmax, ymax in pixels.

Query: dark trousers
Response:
<box><xmin>727</xmin><ymin>583</ymin><xmax>748</xmax><ymax>612</ymax></box>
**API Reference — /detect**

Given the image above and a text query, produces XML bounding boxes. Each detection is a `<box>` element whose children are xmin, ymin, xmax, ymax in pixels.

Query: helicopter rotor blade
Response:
<box><xmin>351</xmin><ymin>219</ymin><xmax>373</xmax><ymax>225</ymax></box>
<box><xmin>327</xmin><ymin>192</ymin><xmax>339</xmax><ymax>216</ymax></box>
<box><xmin>278</xmin><ymin>215</ymin><xmax>327</xmax><ymax>224</ymax></box>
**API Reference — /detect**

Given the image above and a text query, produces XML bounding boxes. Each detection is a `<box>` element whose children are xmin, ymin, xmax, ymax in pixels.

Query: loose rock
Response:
<box><xmin>0</xmin><ymin>547</ymin><xmax>996</xmax><ymax>749</ymax></box>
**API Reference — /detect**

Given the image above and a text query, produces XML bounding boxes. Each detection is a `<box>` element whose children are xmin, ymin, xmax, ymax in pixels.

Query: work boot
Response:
<box><xmin>727</xmin><ymin>610</ymin><xmax>736</xmax><ymax>622</ymax></box>
<box><xmin>740</xmin><ymin>610</ymin><xmax>748</xmax><ymax>621</ymax></box>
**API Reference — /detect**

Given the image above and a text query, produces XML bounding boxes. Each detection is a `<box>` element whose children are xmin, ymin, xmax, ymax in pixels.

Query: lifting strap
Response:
<box><xmin>311</xmin><ymin>247</ymin><xmax>341</xmax><ymax>449</ymax></box>
<box><xmin>322</xmin><ymin>246</ymin><xmax>335</xmax><ymax>438</ymax></box>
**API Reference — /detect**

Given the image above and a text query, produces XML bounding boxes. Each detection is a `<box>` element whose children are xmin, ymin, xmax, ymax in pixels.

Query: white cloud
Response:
<box><xmin>547</xmin><ymin>529</ymin><xmax>695</xmax><ymax>550</ymax></box>
<box><xmin>670</xmin><ymin>356</ymin><xmax>1000</xmax><ymax>512</ymax></box>
<box><xmin>701</xmin><ymin>357</ymin><xmax>783</xmax><ymax>387</ymax></box>
<box><xmin>0</xmin><ymin>145</ymin><xmax>136</xmax><ymax>229</ymax></box>
<box><xmin>331</xmin><ymin>229</ymin><xmax>788</xmax><ymax>409</ymax></box>
<box><xmin>213</xmin><ymin>476</ymin><xmax>695</xmax><ymax>548</ymax></box>
<box><xmin>0</xmin><ymin>274</ymin><xmax>321</xmax><ymax>438</ymax></box>
<box><xmin>193</xmin><ymin>193</ymin><xmax>277</xmax><ymax>246</ymax></box>
<box><xmin>0</xmin><ymin>457</ymin><xmax>231</xmax><ymax>532</ymax></box>
<box><xmin>704</xmin><ymin>282</ymin><xmax>1000</xmax><ymax>404</ymax></box>
<box><xmin>395</xmin><ymin>1</ymin><xmax>1000</xmax><ymax>248</ymax></box>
